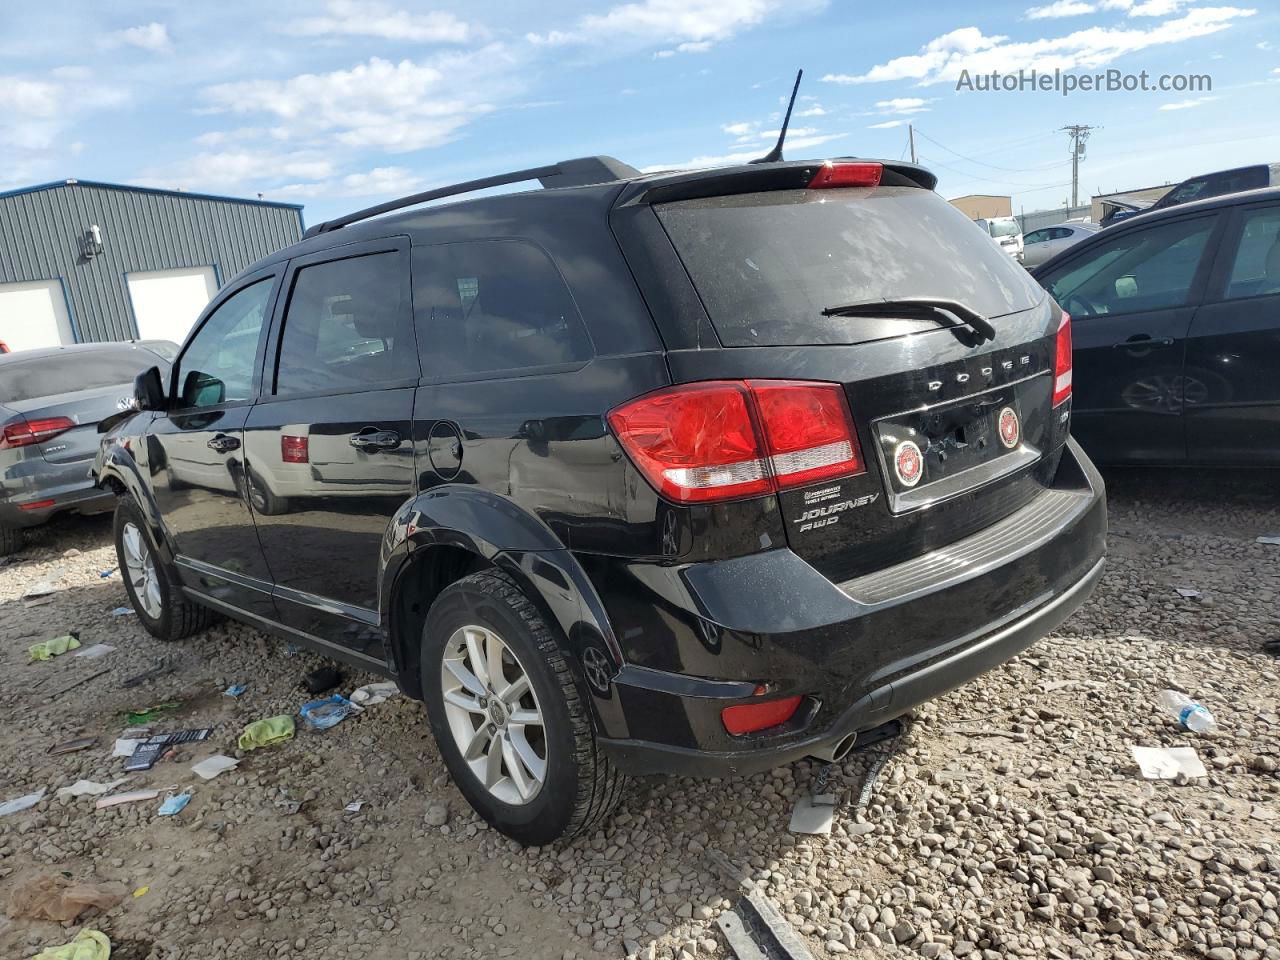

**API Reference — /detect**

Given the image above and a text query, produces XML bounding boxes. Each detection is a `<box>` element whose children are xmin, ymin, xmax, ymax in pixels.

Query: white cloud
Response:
<box><xmin>642</xmin><ymin>131</ymin><xmax>848</xmax><ymax>171</ymax></box>
<box><xmin>1026</xmin><ymin>1</ymin><xmax>1098</xmax><ymax>19</ymax></box>
<box><xmin>875</xmin><ymin>97</ymin><xmax>934</xmax><ymax>115</ymax></box>
<box><xmin>284</xmin><ymin>1</ymin><xmax>472</xmax><ymax>44</ymax></box>
<box><xmin>1159</xmin><ymin>94</ymin><xmax>1217</xmax><ymax>108</ymax></box>
<box><xmin>797</xmin><ymin>104</ymin><xmax>826</xmax><ymax>116</ymax></box>
<box><xmin>1024</xmin><ymin>0</ymin><xmax>1196</xmax><ymax>16</ymax></box>
<box><xmin>722</xmin><ymin>121</ymin><xmax>754</xmax><ymax>135</ymax></box>
<box><xmin>868</xmin><ymin>120</ymin><xmax>905</xmax><ymax>128</ymax></box>
<box><xmin>822</xmin><ymin>6</ymin><xmax>1255</xmax><ymax>86</ymax></box>
<box><xmin>200</xmin><ymin>48</ymin><xmax>514</xmax><ymax>153</ymax></box>
<box><xmin>275</xmin><ymin>165</ymin><xmax>426</xmax><ymax>199</ymax></box>
<box><xmin>101</xmin><ymin>22</ymin><xmax>171</xmax><ymax>52</ymax></box>
<box><xmin>137</xmin><ymin>150</ymin><xmax>336</xmax><ymax>192</ymax></box>
<box><xmin>0</xmin><ymin>69</ymin><xmax>127</xmax><ymax>170</ymax></box>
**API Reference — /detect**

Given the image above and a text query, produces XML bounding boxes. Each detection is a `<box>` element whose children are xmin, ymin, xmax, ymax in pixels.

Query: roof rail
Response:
<box><xmin>303</xmin><ymin>155</ymin><xmax>640</xmax><ymax>238</ymax></box>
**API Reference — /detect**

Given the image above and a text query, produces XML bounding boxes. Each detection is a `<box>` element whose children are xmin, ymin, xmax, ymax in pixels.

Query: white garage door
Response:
<box><xmin>126</xmin><ymin>266</ymin><xmax>218</xmax><ymax>345</ymax></box>
<box><xmin>0</xmin><ymin>278</ymin><xmax>75</xmax><ymax>351</ymax></box>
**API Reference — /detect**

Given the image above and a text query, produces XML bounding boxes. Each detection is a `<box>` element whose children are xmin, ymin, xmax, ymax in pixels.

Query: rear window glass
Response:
<box><xmin>0</xmin><ymin>349</ymin><xmax>162</xmax><ymax>404</ymax></box>
<box><xmin>656</xmin><ymin>187</ymin><xmax>1043</xmax><ymax>347</ymax></box>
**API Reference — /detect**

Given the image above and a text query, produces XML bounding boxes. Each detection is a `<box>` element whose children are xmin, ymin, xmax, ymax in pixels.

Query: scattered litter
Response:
<box><xmin>302</xmin><ymin>666</ymin><xmax>344</xmax><ymax>694</ymax></box>
<box><xmin>49</xmin><ymin>736</ymin><xmax>98</xmax><ymax>755</ymax></box>
<box><xmin>46</xmin><ymin>668</ymin><xmax>111</xmax><ymax>702</ymax></box>
<box><xmin>28</xmin><ymin>633</ymin><xmax>81</xmax><ymax>661</ymax></box>
<box><xmin>122</xmin><ymin>657</ymin><xmax>179</xmax><ymax>689</ymax></box>
<box><xmin>100</xmin><ymin>566</ymin><xmax>117</xmax><ymax>578</ymax></box>
<box><xmin>1257</xmin><ymin>535</ymin><xmax>1280</xmax><ymax>545</ymax></box>
<box><xmin>57</xmin><ymin>778</ymin><xmax>128</xmax><ymax>799</ymax></box>
<box><xmin>1158</xmin><ymin>689</ymin><xmax>1218</xmax><ymax>733</ymax></box>
<box><xmin>112</xmin><ymin>738</ymin><xmax>141</xmax><ymax>758</ymax></box>
<box><xmin>344</xmin><ymin>799</ymin><xmax>366</xmax><ymax>812</ymax></box>
<box><xmin>110</xmin><ymin>606</ymin><xmax>136</xmax><ymax>616</ymax></box>
<box><xmin>790</xmin><ymin>763</ymin><xmax>836</xmax><ymax>835</ymax></box>
<box><xmin>284</xmin><ymin>642</ymin><xmax>300</xmax><ymax>656</ymax></box>
<box><xmin>1131</xmin><ymin>745</ymin><xmax>1208</xmax><ymax>780</ymax></box>
<box><xmin>124</xmin><ymin>728</ymin><xmax>213</xmax><ymax>772</ymax></box>
<box><xmin>1175</xmin><ymin>587</ymin><xmax>1202</xmax><ymax>599</ymax></box>
<box><xmin>6</xmin><ymin>874</ymin><xmax>125</xmax><ymax>922</ymax></box>
<box><xmin>299</xmin><ymin>694</ymin><xmax>356</xmax><ymax>730</ymax></box>
<box><xmin>238</xmin><ymin>715</ymin><xmax>295</xmax><ymax>751</ymax></box>
<box><xmin>0</xmin><ymin>788</ymin><xmax>45</xmax><ymax>817</ymax></box>
<box><xmin>21</xmin><ymin>567</ymin><xmax>66</xmax><ymax>602</ymax></box>
<box><xmin>157</xmin><ymin>792</ymin><xmax>192</xmax><ymax>816</ymax></box>
<box><xmin>124</xmin><ymin>701</ymin><xmax>182</xmax><ymax>725</ymax></box>
<box><xmin>95</xmin><ymin>789</ymin><xmax>160</xmax><ymax>809</ymax></box>
<box><xmin>350</xmin><ymin>681</ymin><xmax>399</xmax><ymax>706</ymax></box>
<box><xmin>24</xmin><ymin>594</ymin><xmax>56</xmax><ymax>607</ymax></box>
<box><xmin>191</xmin><ymin>755</ymin><xmax>239</xmax><ymax>780</ymax></box>
<box><xmin>223</xmin><ymin>682</ymin><xmax>248</xmax><ymax>698</ymax></box>
<box><xmin>30</xmin><ymin>929</ymin><xmax>112</xmax><ymax>960</ymax></box>
<box><xmin>74</xmin><ymin>643</ymin><xmax>116</xmax><ymax>660</ymax></box>
<box><xmin>133</xmin><ymin>886</ymin><xmax>150</xmax><ymax>898</ymax></box>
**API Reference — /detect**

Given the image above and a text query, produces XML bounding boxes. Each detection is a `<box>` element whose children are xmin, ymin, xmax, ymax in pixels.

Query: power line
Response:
<box><xmin>913</xmin><ymin>128</ymin><xmax>1070</xmax><ymax>174</ymax></box>
<box><xmin>917</xmin><ymin>154</ymin><xmax>1074</xmax><ymax>191</ymax></box>
<box><xmin>1061</xmin><ymin>124</ymin><xmax>1097</xmax><ymax>208</ymax></box>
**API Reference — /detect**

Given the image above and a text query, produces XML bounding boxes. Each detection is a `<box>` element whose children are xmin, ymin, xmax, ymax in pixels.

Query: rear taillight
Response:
<box><xmin>722</xmin><ymin>695</ymin><xmax>804</xmax><ymax>735</ymax></box>
<box><xmin>608</xmin><ymin>380</ymin><xmax>864</xmax><ymax>504</ymax></box>
<box><xmin>281</xmin><ymin>435</ymin><xmax>309</xmax><ymax>463</ymax></box>
<box><xmin>1</xmin><ymin>416</ymin><xmax>75</xmax><ymax>449</ymax></box>
<box><xmin>1053</xmin><ymin>311</ymin><xmax>1072</xmax><ymax>407</ymax></box>
<box><xmin>808</xmin><ymin>161</ymin><xmax>883</xmax><ymax>189</ymax></box>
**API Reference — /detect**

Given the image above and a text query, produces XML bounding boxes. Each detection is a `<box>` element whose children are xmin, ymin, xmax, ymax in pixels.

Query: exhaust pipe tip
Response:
<box><xmin>808</xmin><ymin>732</ymin><xmax>858</xmax><ymax>763</ymax></box>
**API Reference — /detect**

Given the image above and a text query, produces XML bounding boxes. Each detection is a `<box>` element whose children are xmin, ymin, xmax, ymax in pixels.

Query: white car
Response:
<box><xmin>974</xmin><ymin>217</ymin><xmax>1024</xmax><ymax>261</ymax></box>
<box><xmin>1021</xmin><ymin>222</ymin><xmax>1098</xmax><ymax>268</ymax></box>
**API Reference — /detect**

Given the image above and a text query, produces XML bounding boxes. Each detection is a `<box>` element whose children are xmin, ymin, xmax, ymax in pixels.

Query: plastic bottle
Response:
<box><xmin>1158</xmin><ymin>690</ymin><xmax>1218</xmax><ymax>734</ymax></box>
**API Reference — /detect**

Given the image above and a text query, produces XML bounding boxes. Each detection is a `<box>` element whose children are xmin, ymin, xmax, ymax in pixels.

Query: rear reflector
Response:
<box><xmin>608</xmin><ymin>380</ymin><xmax>865</xmax><ymax>504</ymax></box>
<box><xmin>0</xmin><ymin>416</ymin><xmax>75</xmax><ymax>449</ymax></box>
<box><xmin>1053</xmin><ymin>311</ymin><xmax>1073</xmax><ymax>407</ymax></box>
<box><xmin>808</xmin><ymin>161</ymin><xmax>883</xmax><ymax>189</ymax></box>
<box><xmin>281</xmin><ymin>435</ymin><xmax>309</xmax><ymax>464</ymax></box>
<box><xmin>722</xmin><ymin>695</ymin><xmax>804</xmax><ymax>735</ymax></box>
<box><xmin>20</xmin><ymin>498</ymin><xmax>56</xmax><ymax>511</ymax></box>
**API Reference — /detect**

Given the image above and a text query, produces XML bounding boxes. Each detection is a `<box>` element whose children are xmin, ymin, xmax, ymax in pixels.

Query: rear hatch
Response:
<box><xmin>649</xmin><ymin>174</ymin><xmax>1067</xmax><ymax>583</ymax></box>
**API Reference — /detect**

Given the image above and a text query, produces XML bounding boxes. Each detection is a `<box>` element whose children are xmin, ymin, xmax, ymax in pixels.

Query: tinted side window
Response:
<box><xmin>416</xmin><ymin>240</ymin><xmax>591</xmax><ymax>376</ymax></box>
<box><xmin>1041</xmin><ymin>216</ymin><xmax>1214</xmax><ymax>318</ymax></box>
<box><xmin>0</xmin><ymin>350</ymin><xmax>166</xmax><ymax>404</ymax></box>
<box><xmin>1224</xmin><ymin>206</ymin><xmax>1280</xmax><ymax>300</ymax></box>
<box><xmin>177</xmin><ymin>278</ymin><xmax>273</xmax><ymax>408</ymax></box>
<box><xmin>276</xmin><ymin>251</ymin><xmax>417</xmax><ymax>395</ymax></box>
<box><xmin>1025</xmin><ymin>230</ymin><xmax>1048</xmax><ymax>244</ymax></box>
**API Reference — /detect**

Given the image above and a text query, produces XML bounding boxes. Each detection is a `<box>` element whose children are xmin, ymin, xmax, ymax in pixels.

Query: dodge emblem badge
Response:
<box><xmin>894</xmin><ymin>439</ymin><xmax>923</xmax><ymax>487</ymax></box>
<box><xmin>998</xmin><ymin>406</ymin><xmax>1020</xmax><ymax>449</ymax></box>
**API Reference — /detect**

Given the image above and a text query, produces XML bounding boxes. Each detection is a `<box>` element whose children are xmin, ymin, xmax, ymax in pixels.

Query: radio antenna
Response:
<box><xmin>750</xmin><ymin>69</ymin><xmax>803</xmax><ymax>165</ymax></box>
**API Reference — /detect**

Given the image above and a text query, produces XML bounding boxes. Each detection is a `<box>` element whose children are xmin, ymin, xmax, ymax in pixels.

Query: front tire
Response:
<box><xmin>113</xmin><ymin>499</ymin><xmax>216</xmax><ymax>641</ymax></box>
<box><xmin>421</xmin><ymin>568</ymin><xmax>626</xmax><ymax>845</ymax></box>
<box><xmin>0</xmin><ymin>525</ymin><xmax>23</xmax><ymax>557</ymax></box>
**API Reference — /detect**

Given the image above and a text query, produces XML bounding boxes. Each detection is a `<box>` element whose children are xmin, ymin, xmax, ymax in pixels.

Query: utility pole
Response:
<box><xmin>908</xmin><ymin>124</ymin><xmax>917</xmax><ymax>164</ymax></box>
<box><xmin>1061</xmin><ymin>124</ymin><xmax>1094</xmax><ymax>208</ymax></box>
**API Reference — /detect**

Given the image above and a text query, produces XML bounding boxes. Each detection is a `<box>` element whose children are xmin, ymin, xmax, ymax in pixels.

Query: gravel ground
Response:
<box><xmin>1</xmin><ymin>468</ymin><xmax>1278</xmax><ymax>960</ymax></box>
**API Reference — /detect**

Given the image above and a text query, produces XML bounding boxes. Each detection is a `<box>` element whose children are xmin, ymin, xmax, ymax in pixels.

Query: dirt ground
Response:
<box><xmin>1</xmin><ymin>467</ymin><xmax>1278</xmax><ymax>960</ymax></box>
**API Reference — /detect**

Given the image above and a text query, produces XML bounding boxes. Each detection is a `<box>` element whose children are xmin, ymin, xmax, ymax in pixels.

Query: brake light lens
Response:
<box><xmin>1</xmin><ymin>416</ymin><xmax>75</xmax><ymax>449</ymax></box>
<box><xmin>281</xmin><ymin>435</ymin><xmax>309</xmax><ymax>464</ymax></box>
<box><xmin>1053</xmin><ymin>311</ymin><xmax>1073</xmax><ymax>407</ymax></box>
<box><xmin>608</xmin><ymin>380</ymin><xmax>864</xmax><ymax>504</ymax></box>
<box><xmin>722</xmin><ymin>695</ymin><xmax>804</xmax><ymax>735</ymax></box>
<box><xmin>808</xmin><ymin>161</ymin><xmax>883</xmax><ymax>189</ymax></box>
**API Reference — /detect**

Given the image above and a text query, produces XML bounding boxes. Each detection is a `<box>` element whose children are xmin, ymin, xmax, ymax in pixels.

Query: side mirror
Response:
<box><xmin>134</xmin><ymin>366</ymin><xmax>168</xmax><ymax>411</ymax></box>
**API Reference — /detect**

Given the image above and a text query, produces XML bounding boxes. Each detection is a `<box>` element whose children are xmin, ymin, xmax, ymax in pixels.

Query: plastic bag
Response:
<box><xmin>7</xmin><ymin>874</ymin><xmax>125</xmax><ymax>922</ymax></box>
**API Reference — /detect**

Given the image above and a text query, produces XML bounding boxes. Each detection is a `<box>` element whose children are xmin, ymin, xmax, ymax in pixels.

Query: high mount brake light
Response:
<box><xmin>607</xmin><ymin>380</ymin><xmax>865</xmax><ymax>505</ymax></box>
<box><xmin>1</xmin><ymin>416</ymin><xmax>75</xmax><ymax>449</ymax></box>
<box><xmin>808</xmin><ymin>162</ymin><xmax>883</xmax><ymax>189</ymax></box>
<box><xmin>1053</xmin><ymin>311</ymin><xmax>1073</xmax><ymax>407</ymax></box>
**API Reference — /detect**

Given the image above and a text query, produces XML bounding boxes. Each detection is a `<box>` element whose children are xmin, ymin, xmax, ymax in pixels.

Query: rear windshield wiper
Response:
<box><xmin>821</xmin><ymin>298</ymin><xmax>997</xmax><ymax>342</ymax></box>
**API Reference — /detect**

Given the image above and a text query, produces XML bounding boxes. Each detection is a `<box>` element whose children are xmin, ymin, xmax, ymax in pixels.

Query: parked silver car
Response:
<box><xmin>0</xmin><ymin>341</ymin><xmax>174</xmax><ymax>555</ymax></box>
<box><xmin>1021</xmin><ymin>222</ymin><xmax>1098</xmax><ymax>268</ymax></box>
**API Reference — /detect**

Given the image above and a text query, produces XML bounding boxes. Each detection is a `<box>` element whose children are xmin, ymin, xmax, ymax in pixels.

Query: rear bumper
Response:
<box><xmin>0</xmin><ymin>461</ymin><xmax>115</xmax><ymax>529</ymax></box>
<box><xmin>594</xmin><ymin>437</ymin><xmax>1107</xmax><ymax>778</ymax></box>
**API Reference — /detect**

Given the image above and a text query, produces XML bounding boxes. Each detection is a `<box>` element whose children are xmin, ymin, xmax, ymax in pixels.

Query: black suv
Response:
<box><xmin>95</xmin><ymin>155</ymin><xmax>1107</xmax><ymax>844</ymax></box>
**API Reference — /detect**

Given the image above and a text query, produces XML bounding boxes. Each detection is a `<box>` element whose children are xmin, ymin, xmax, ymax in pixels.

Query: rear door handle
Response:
<box><xmin>349</xmin><ymin>428</ymin><xmax>402</xmax><ymax>452</ymax></box>
<box><xmin>1113</xmin><ymin>335</ymin><xmax>1174</xmax><ymax>349</ymax></box>
<box><xmin>207</xmin><ymin>433</ymin><xmax>240</xmax><ymax>453</ymax></box>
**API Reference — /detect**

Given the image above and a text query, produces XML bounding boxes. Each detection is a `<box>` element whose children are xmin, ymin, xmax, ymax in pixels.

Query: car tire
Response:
<box><xmin>420</xmin><ymin>568</ymin><xmax>627</xmax><ymax>845</ymax></box>
<box><xmin>0</xmin><ymin>524</ymin><xmax>23</xmax><ymax>557</ymax></box>
<box><xmin>113</xmin><ymin>498</ymin><xmax>216</xmax><ymax>642</ymax></box>
<box><xmin>246</xmin><ymin>470</ymin><xmax>289</xmax><ymax>517</ymax></box>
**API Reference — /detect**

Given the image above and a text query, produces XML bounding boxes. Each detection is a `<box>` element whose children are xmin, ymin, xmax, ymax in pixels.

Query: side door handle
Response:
<box><xmin>1113</xmin><ymin>335</ymin><xmax>1174</xmax><ymax>349</ymax></box>
<box><xmin>348</xmin><ymin>427</ymin><xmax>402</xmax><ymax>452</ymax></box>
<box><xmin>207</xmin><ymin>433</ymin><xmax>240</xmax><ymax>453</ymax></box>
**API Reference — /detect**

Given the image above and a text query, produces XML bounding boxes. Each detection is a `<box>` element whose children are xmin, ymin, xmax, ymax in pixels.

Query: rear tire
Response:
<box><xmin>113</xmin><ymin>499</ymin><xmax>216</xmax><ymax>641</ymax></box>
<box><xmin>0</xmin><ymin>525</ymin><xmax>23</xmax><ymax>557</ymax></box>
<box><xmin>420</xmin><ymin>568</ymin><xmax>627</xmax><ymax>845</ymax></box>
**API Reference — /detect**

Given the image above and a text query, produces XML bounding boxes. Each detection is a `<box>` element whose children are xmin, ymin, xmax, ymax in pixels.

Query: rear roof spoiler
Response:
<box><xmin>619</xmin><ymin>159</ymin><xmax>938</xmax><ymax>206</ymax></box>
<box><xmin>303</xmin><ymin>155</ymin><xmax>641</xmax><ymax>238</ymax></box>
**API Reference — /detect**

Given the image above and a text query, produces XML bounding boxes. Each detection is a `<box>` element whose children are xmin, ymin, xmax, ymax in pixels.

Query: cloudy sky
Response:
<box><xmin>2</xmin><ymin>0</ymin><xmax>1277</xmax><ymax>222</ymax></box>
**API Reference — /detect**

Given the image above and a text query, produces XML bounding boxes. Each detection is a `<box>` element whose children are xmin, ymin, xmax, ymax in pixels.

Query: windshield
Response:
<box><xmin>987</xmin><ymin>219</ymin><xmax>1021</xmax><ymax>239</ymax></box>
<box><xmin>0</xmin><ymin>348</ymin><xmax>163</xmax><ymax>404</ymax></box>
<box><xmin>656</xmin><ymin>187</ymin><xmax>1043</xmax><ymax>346</ymax></box>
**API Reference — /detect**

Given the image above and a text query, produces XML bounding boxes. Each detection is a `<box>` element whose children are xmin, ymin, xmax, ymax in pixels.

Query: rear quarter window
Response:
<box><xmin>655</xmin><ymin>187</ymin><xmax>1043</xmax><ymax>347</ymax></box>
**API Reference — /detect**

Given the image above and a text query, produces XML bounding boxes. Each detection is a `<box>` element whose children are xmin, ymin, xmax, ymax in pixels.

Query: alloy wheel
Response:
<box><xmin>439</xmin><ymin>625</ymin><xmax>547</xmax><ymax>805</ymax></box>
<box><xmin>121</xmin><ymin>521</ymin><xmax>163</xmax><ymax>619</ymax></box>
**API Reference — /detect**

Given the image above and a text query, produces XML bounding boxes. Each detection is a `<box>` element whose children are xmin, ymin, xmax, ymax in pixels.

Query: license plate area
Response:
<box><xmin>873</xmin><ymin>376</ymin><xmax>1044</xmax><ymax>513</ymax></box>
